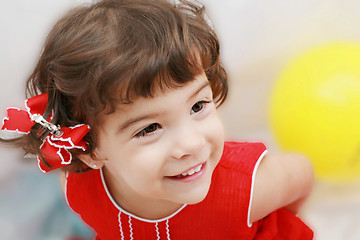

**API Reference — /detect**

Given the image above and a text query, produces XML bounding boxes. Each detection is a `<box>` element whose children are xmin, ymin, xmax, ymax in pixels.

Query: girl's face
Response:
<box><xmin>95</xmin><ymin>72</ymin><xmax>224</xmax><ymax>212</ymax></box>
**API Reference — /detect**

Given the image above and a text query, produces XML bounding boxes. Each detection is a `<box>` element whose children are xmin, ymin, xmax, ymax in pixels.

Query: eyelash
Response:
<box><xmin>190</xmin><ymin>100</ymin><xmax>210</xmax><ymax>114</ymax></box>
<box><xmin>135</xmin><ymin>123</ymin><xmax>161</xmax><ymax>138</ymax></box>
<box><xmin>134</xmin><ymin>100</ymin><xmax>211</xmax><ymax>138</ymax></box>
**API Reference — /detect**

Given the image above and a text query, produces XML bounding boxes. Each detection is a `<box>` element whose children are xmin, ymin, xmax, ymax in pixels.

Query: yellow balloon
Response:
<box><xmin>269</xmin><ymin>42</ymin><xmax>360</xmax><ymax>182</ymax></box>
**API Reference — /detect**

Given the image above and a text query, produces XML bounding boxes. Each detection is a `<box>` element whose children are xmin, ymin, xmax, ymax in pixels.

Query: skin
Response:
<box><xmin>61</xmin><ymin>72</ymin><xmax>314</xmax><ymax>222</ymax></box>
<box><xmin>79</xmin><ymin>73</ymin><xmax>225</xmax><ymax>219</ymax></box>
<box><xmin>249</xmin><ymin>152</ymin><xmax>314</xmax><ymax>223</ymax></box>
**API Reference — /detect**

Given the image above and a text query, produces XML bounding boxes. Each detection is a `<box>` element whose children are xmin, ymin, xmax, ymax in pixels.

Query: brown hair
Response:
<box><xmin>1</xmin><ymin>0</ymin><xmax>228</xmax><ymax>171</ymax></box>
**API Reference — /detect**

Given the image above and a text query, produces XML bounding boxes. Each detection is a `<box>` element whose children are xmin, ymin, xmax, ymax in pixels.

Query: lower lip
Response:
<box><xmin>167</xmin><ymin>162</ymin><xmax>207</xmax><ymax>183</ymax></box>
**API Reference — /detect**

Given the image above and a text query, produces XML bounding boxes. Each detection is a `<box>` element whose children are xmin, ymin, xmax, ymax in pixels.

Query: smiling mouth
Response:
<box><xmin>172</xmin><ymin>163</ymin><xmax>203</xmax><ymax>178</ymax></box>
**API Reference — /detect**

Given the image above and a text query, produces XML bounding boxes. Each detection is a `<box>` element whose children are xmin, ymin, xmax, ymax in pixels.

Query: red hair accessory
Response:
<box><xmin>1</xmin><ymin>93</ymin><xmax>90</xmax><ymax>173</ymax></box>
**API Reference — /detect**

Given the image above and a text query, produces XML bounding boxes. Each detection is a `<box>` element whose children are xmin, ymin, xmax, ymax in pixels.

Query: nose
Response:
<box><xmin>170</xmin><ymin>121</ymin><xmax>205</xmax><ymax>159</ymax></box>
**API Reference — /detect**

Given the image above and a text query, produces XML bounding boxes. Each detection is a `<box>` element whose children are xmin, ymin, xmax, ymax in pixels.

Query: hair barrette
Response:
<box><xmin>31</xmin><ymin>114</ymin><xmax>63</xmax><ymax>137</ymax></box>
<box><xmin>1</xmin><ymin>93</ymin><xmax>90</xmax><ymax>173</ymax></box>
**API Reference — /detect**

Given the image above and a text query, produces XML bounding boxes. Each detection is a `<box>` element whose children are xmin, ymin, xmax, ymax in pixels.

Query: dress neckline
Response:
<box><xmin>99</xmin><ymin>168</ymin><xmax>187</xmax><ymax>223</ymax></box>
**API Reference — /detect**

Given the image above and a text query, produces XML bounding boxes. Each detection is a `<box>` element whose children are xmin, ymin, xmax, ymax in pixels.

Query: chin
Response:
<box><xmin>186</xmin><ymin>195</ymin><xmax>207</xmax><ymax>205</ymax></box>
<box><xmin>183</xmin><ymin>183</ymin><xmax>211</xmax><ymax>205</ymax></box>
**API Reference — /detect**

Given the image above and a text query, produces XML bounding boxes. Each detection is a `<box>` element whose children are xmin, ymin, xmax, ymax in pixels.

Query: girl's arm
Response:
<box><xmin>249</xmin><ymin>153</ymin><xmax>314</xmax><ymax>224</ymax></box>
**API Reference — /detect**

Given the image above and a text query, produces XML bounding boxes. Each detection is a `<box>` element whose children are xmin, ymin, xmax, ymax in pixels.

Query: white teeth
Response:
<box><xmin>181</xmin><ymin>164</ymin><xmax>202</xmax><ymax>177</ymax></box>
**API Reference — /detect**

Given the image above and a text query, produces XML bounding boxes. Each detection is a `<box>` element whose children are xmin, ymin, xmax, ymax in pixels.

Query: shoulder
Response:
<box><xmin>63</xmin><ymin>169</ymin><xmax>102</xmax><ymax>210</ymax></box>
<box><xmin>219</xmin><ymin>141</ymin><xmax>267</xmax><ymax>173</ymax></box>
<box><xmin>223</xmin><ymin>141</ymin><xmax>266</xmax><ymax>153</ymax></box>
<box><xmin>249</xmin><ymin>152</ymin><xmax>314</xmax><ymax>224</ymax></box>
<box><xmin>205</xmin><ymin>141</ymin><xmax>268</xmax><ymax>229</ymax></box>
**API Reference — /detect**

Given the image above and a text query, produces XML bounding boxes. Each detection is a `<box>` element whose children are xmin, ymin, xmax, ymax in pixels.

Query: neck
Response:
<box><xmin>102</xmin><ymin>167</ymin><xmax>184</xmax><ymax>220</ymax></box>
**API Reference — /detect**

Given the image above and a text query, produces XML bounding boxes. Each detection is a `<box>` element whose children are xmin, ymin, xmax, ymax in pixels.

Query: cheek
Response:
<box><xmin>118</xmin><ymin>152</ymin><xmax>166</xmax><ymax>195</ymax></box>
<box><xmin>108</xmin><ymin>145</ymin><xmax>166</xmax><ymax>178</ymax></box>
<box><xmin>207</xmin><ymin>111</ymin><xmax>225</xmax><ymax>141</ymax></box>
<box><xmin>96</xmin><ymin>132</ymin><xmax>117</xmax><ymax>158</ymax></box>
<box><xmin>206</xmin><ymin>113</ymin><xmax>225</xmax><ymax>162</ymax></box>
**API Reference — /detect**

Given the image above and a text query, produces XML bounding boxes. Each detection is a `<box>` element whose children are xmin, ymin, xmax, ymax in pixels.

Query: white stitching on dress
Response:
<box><xmin>155</xmin><ymin>222</ymin><xmax>160</xmax><ymax>240</ymax></box>
<box><xmin>118</xmin><ymin>211</ymin><xmax>125</xmax><ymax>240</ymax></box>
<box><xmin>100</xmin><ymin>169</ymin><xmax>187</xmax><ymax>223</ymax></box>
<box><xmin>247</xmin><ymin>149</ymin><xmax>268</xmax><ymax>227</ymax></box>
<box><xmin>129</xmin><ymin>216</ymin><xmax>134</xmax><ymax>240</ymax></box>
<box><xmin>166</xmin><ymin>219</ymin><xmax>170</xmax><ymax>240</ymax></box>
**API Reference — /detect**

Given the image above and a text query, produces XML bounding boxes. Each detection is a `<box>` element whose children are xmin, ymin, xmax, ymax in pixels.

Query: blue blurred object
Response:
<box><xmin>0</xmin><ymin>163</ymin><xmax>94</xmax><ymax>240</ymax></box>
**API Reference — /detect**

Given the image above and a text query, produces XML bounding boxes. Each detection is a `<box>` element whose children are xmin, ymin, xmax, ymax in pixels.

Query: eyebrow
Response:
<box><xmin>118</xmin><ymin>80</ymin><xmax>210</xmax><ymax>132</ymax></box>
<box><xmin>189</xmin><ymin>81</ymin><xmax>210</xmax><ymax>101</ymax></box>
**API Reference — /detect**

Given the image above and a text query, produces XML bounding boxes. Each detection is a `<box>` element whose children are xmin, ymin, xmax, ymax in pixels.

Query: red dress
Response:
<box><xmin>65</xmin><ymin>142</ymin><xmax>313</xmax><ymax>239</ymax></box>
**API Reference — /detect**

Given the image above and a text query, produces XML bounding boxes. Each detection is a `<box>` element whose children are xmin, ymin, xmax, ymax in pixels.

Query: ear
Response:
<box><xmin>78</xmin><ymin>152</ymin><xmax>105</xmax><ymax>170</ymax></box>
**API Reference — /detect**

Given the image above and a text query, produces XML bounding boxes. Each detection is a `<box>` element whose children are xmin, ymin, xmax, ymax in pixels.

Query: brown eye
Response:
<box><xmin>135</xmin><ymin>123</ymin><xmax>160</xmax><ymax>137</ymax></box>
<box><xmin>191</xmin><ymin>101</ymin><xmax>208</xmax><ymax>114</ymax></box>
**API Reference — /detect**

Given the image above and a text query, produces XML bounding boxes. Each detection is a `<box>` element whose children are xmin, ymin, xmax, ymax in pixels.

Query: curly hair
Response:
<box><xmin>1</xmin><ymin>0</ymin><xmax>228</xmax><ymax>172</ymax></box>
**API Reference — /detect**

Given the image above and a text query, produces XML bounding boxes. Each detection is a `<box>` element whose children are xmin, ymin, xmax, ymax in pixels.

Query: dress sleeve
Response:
<box><xmin>246</xmin><ymin>147</ymin><xmax>267</xmax><ymax>227</ymax></box>
<box><xmin>212</xmin><ymin>142</ymin><xmax>268</xmax><ymax>231</ymax></box>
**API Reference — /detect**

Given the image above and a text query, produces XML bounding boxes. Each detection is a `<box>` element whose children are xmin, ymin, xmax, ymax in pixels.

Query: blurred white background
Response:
<box><xmin>1</xmin><ymin>0</ymin><xmax>360</xmax><ymax>239</ymax></box>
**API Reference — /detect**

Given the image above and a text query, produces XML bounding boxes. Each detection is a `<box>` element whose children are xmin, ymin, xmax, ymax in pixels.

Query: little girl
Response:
<box><xmin>1</xmin><ymin>0</ymin><xmax>314</xmax><ymax>239</ymax></box>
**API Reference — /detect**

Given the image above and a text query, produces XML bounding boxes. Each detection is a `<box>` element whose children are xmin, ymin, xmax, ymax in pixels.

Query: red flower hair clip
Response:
<box><xmin>1</xmin><ymin>93</ymin><xmax>90</xmax><ymax>173</ymax></box>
